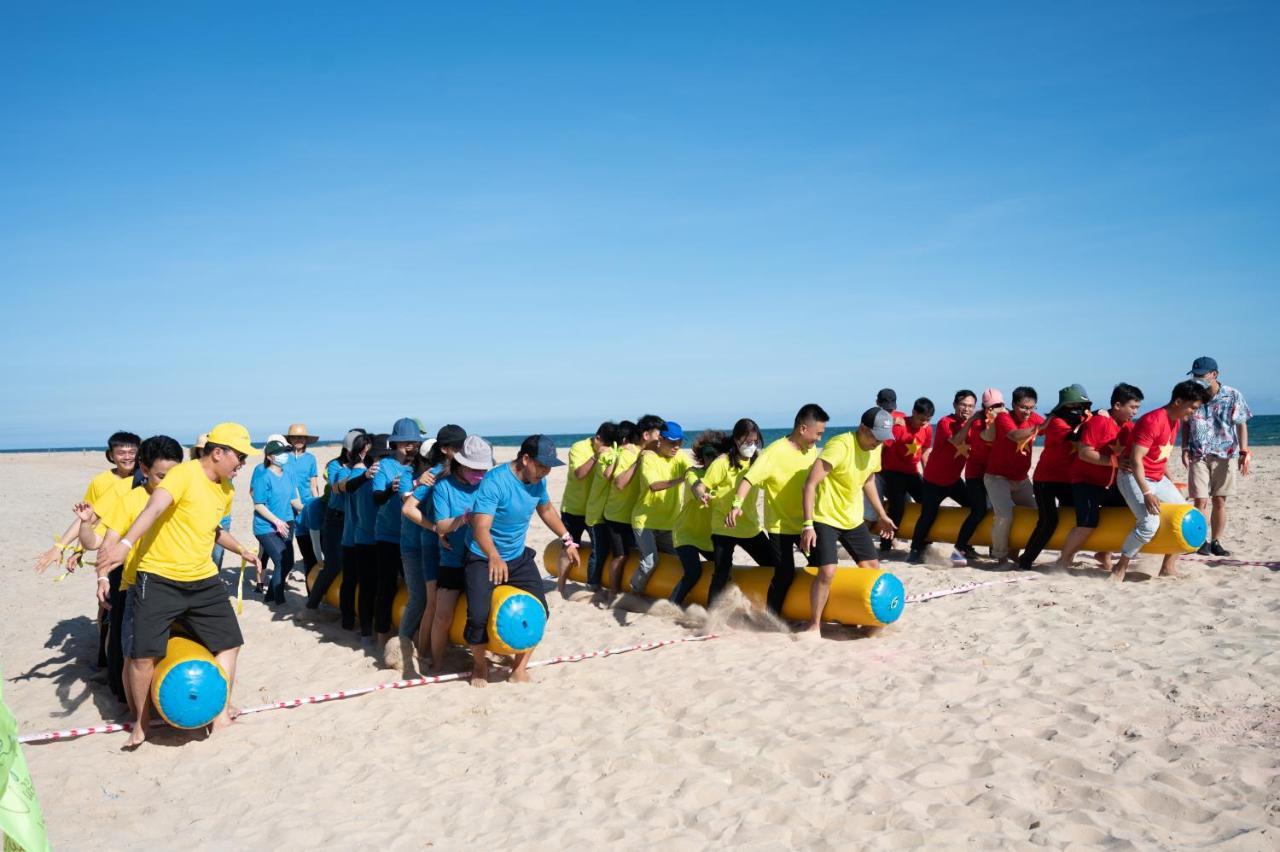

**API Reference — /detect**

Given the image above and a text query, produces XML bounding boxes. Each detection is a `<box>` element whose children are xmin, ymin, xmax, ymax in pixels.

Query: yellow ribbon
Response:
<box><xmin>235</xmin><ymin>550</ymin><xmax>256</xmax><ymax>615</ymax></box>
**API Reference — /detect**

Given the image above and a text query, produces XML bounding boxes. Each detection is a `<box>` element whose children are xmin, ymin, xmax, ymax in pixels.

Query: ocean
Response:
<box><xmin>6</xmin><ymin>414</ymin><xmax>1278</xmax><ymax>453</ymax></box>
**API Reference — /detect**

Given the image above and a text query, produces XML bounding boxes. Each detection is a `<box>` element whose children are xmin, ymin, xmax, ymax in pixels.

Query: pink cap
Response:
<box><xmin>981</xmin><ymin>388</ymin><xmax>1004</xmax><ymax>408</ymax></box>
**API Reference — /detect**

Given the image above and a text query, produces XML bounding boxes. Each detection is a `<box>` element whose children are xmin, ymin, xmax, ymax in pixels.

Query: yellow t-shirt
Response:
<box><xmin>561</xmin><ymin>438</ymin><xmax>597</xmax><ymax>517</ymax></box>
<box><xmin>704</xmin><ymin>454</ymin><xmax>762</xmax><ymax>539</ymax></box>
<box><xmin>673</xmin><ymin>468</ymin><xmax>714</xmax><ymax>552</ymax></box>
<box><xmin>813</xmin><ymin>432</ymin><xmax>882</xmax><ymax>530</ymax></box>
<box><xmin>135</xmin><ymin>459</ymin><xmax>234</xmax><ymax>583</ymax></box>
<box><xmin>631</xmin><ymin>450</ymin><xmax>692</xmax><ymax>531</ymax></box>
<box><xmin>603</xmin><ymin>445</ymin><xmax>642</xmax><ymax>525</ymax></box>
<box><xmin>94</xmin><ymin>482</ymin><xmax>151</xmax><ymax>589</ymax></box>
<box><xmin>584</xmin><ymin>447</ymin><xmax>618</xmax><ymax>527</ymax></box>
<box><xmin>84</xmin><ymin>469</ymin><xmax>130</xmax><ymax>540</ymax></box>
<box><xmin>744</xmin><ymin>436</ymin><xmax>818</xmax><ymax>535</ymax></box>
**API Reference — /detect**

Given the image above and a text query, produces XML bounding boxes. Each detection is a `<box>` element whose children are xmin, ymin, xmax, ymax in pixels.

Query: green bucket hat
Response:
<box><xmin>1053</xmin><ymin>383</ymin><xmax>1091</xmax><ymax>413</ymax></box>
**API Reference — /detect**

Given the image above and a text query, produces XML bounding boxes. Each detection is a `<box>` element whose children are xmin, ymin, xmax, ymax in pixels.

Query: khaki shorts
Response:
<box><xmin>1188</xmin><ymin>455</ymin><xmax>1235</xmax><ymax>498</ymax></box>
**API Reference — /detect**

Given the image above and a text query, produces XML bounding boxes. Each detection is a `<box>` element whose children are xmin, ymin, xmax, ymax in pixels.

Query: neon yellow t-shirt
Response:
<box><xmin>94</xmin><ymin>482</ymin><xmax>151</xmax><ymax>589</ymax></box>
<box><xmin>704</xmin><ymin>454</ymin><xmax>762</xmax><ymax>539</ymax></box>
<box><xmin>673</xmin><ymin>468</ymin><xmax>714</xmax><ymax>552</ymax></box>
<box><xmin>603</xmin><ymin>445</ymin><xmax>642</xmax><ymax>525</ymax></box>
<box><xmin>631</xmin><ymin>450</ymin><xmax>692</xmax><ymax>531</ymax></box>
<box><xmin>584</xmin><ymin>447</ymin><xmax>618</xmax><ymax>527</ymax></box>
<box><xmin>813</xmin><ymin>432</ymin><xmax>882</xmax><ymax>530</ymax></box>
<box><xmin>135</xmin><ymin>459</ymin><xmax>234</xmax><ymax>583</ymax></box>
<box><xmin>744</xmin><ymin>436</ymin><xmax>818</xmax><ymax>535</ymax></box>
<box><xmin>561</xmin><ymin>438</ymin><xmax>596</xmax><ymax>517</ymax></box>
<box><xmin>84</xmin><ymin>469</ymin><xmax>130</xmax><ymax>540</ymax></box>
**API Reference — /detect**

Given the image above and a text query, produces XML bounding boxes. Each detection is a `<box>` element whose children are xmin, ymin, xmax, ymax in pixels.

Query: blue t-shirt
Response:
<box><xmin>298</xmin><ymin>494</ymin><xmax>327</xmax><ymax>534</ymax></box>
<box><xmin>372</xmin><ymin>457</ymin><xmax>408</xmax><ymax>544</ymax></box>
<box><xmin>250</xmin><ymin>464</ymin><xmax>297</xmax><ymax>536</ymax></box>
<box><xmin>467</xmin><ymin>463</ymin><xmax>549</xmax><ymax>561</ymax></box>
<box><xmin>415</xmin><ymin>464</ymin><xmax>445</xmax><ymax>555</ymax></box>
<box><xmin>286</xmin><ymin>451</ymin><xmax>319</xmax><ymax>506</ymax></box>
<box><xmin>347</xmin><ymin>466</ymin><xmax>376</xmax><ymax>545</ymax></box>
<box><xmin>432</xmin><ymin>474</ymin><xmax>481</xmax><ymax>568</ymax></box>
<box><xmin>398</xmin><ymin>468</ymin><xmax>423</xmax><ymax>552</ymax></box>
<box><xmin>325</xmin><ymin>458</ymin><xmax>348</xmax><ymax>514</ymax></box>
<box><xmin>337</xmin><ymin>466</ymin><xmax>362</xmax><ymax>547</ymax></box>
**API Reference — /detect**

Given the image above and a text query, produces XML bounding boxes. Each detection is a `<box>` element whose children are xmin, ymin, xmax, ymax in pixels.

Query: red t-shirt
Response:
<box><xmin>986</xmin><ymin>410</ymin><xmax>1045</xmax><ymax>481</ymax></box>
<box><xmin>1071</xmin><ymin>411</ymin><xmax>1123</xmax><ymax>487</ymax></box>
<box><xmin>963</xmin><ymin>417</ymin><xmax>994</xmax><ymax>479</ymax></box>
<box><xmin>1131</xmin><ymin>408</ymin><xmax>1179</xmax><ymax>482</ymax></box>
<box><xmin>1033</xmin><ymin>416</ymin><xmax>1076</xmax><ymax>483</ymax></box>
<box><xmin>882</xmin><ymin>419</ymin><xmax>932</xmax><ymax>475</ymax></box>
<box><xmin>923</xmin><ymin>414</ymin><xmax>968</xmax><ymax>486</ymax></box>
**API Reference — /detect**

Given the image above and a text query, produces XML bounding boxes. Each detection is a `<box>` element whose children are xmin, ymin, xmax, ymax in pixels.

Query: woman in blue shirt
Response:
<box><xmin>430</xmin><ymin>435</ymin><xmax>493</xmax><ymax>674</ymax></box>
<box><xmin>305</xmin><ymin>429</ymin><xmax>364</xmax><ymax>612</ymax></box>
<box><xmin>252</xmin><ymin>437</ymin><xmax>303</xmax><ymax>605</ymax></box>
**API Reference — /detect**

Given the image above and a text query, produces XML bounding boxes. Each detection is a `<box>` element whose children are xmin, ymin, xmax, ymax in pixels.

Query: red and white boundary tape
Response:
<box><xmin>17</xmin><ymin>634</ymin><xmax>721</xmax><ymax>745</ymax></box>
<box><xmin>17</xmin><ymin>576</ymin><xmax>1038</xmax><ymax>746</ymax></box>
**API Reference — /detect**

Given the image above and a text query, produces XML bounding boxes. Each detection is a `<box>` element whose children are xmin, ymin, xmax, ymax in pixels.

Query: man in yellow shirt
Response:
<box><xmin>799</xmin><ymin>408</ymin><xmax>896</xmax><ymax>632</ymax></box>
<box><xmin>629</xmin><ymin>421</ymin><xmax>691</xmax><ymax>594</ymax></box>
<box><xmin>34</xmin><ymin>430</ymin><xmax>140</xmax><ymax>574</ymax></box>
<box><xmin>603</xmin><ymin>415</ymin><xmax>664</xmax><ymax>594</ymax></box>
<box><xmin>97</xmin><ymin>422</ymin><xmax>261</xmax><ymax>750</ymax></box>
<box><xmin>556</xmin><ymin>422</ymin><xmax>609</xmax><ymax>593</ymax></box>
<box><xmin>728</xmin><ymin>404</ymin><xmax>829</xmax><ymax>615</ymax></box>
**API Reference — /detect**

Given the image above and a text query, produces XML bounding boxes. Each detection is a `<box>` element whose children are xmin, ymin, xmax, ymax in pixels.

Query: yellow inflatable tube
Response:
<box><xmin>304</xmin><ymin>565</ymin><xmax>545</xmax><ymax>651</ymax></box>
<box><xmin>151</xmin><ymin>636</ymin><xmax>229</xmax><ymax>729</ymax></box>
<box><xmin>542</xmin><ymin>542</ymin><xmax>905</xmax><ymax>627</ymax></box>
<box><xmin>893</xmin><ymin>503</ymin><xmax>1206</xmax><ymax>554</ymax></box>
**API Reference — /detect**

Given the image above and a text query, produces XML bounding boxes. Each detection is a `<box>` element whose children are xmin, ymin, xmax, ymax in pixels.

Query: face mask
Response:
<box><xmin>738</xmin><ymin>442</ymin><xmax>759</xmax><ymax>459</ymax></box>
<box><xmin>271</xmin><ymin>452</ymin><xmax>289</xmax><ymax>467</ymax></box>
<box><xmin>462</xmin><ymin>469</ymin><xmax>485</xmax><ymax>485</ymax></box>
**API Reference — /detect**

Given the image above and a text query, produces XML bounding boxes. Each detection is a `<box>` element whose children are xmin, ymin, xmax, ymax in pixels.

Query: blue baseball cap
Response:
<box><xmin>1188</xmin><ymin>356</ymin><xmax>1218</xmax><ymax>376</ymax></box>
<box><xmin>519</xmin><ymin>434</ymin><xmax>564</xmax><ymax>468</ymax></box>
<box><xmin>660</xmin><ymin>421</ymin><xmax>684</xmax><ymax>442</ymax></box>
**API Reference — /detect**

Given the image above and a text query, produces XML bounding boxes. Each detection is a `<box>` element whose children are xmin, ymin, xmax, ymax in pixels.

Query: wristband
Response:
<box><xmin>731</xmin><ymin>498</ymin><xmax>744</xmax><ymax>510</ymax></box>
<box><xmin>561</xmin><ymin>532</ymin><xmax>577</xmax><ymax>547</ymax></box>
<box><xmin>120</xmin><ymin>538</ymin><xmax>133</xmax><ymax>550</ymax></box>
<box><xmin>803</xmin><ymin>520</ymin><xmax>814</xmax><ymax>529</ymax></box>
<box><xmin>97</xmin><ymin>576</ymin><xmax>110</xmax><ymax>585</ymax></box>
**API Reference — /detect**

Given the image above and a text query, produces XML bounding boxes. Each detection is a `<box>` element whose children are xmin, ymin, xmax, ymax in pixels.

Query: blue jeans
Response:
<box><xmin>255</xmin><ymin>523</ymin><xmax>295</xmax><ymax>604</ymax></box>
<box><xmin>400</xmin><ymin>548</ymin><xmax>426</xmax><ymax>640</ymax></box>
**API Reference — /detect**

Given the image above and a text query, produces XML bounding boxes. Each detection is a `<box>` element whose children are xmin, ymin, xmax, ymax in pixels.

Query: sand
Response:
<box><xmin>3</xmin><ymin>445</ymin><xmax>1278</xmax><ymax>850</ymax></box>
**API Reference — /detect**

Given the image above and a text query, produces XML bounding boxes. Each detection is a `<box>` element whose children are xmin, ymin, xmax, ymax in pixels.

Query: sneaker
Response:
<box><xmin>961</xmin><ymin>546</ymin><xmax>979</xmax><ymax>561</ymax></box>
<box><xmin>906</xmin><ymin>550</ymin><xmax>925</xmax><ymax>565</ymax></box>
<box><xmin>1197</xmin><ymin>542</ymin><xmax>1212</xmax><ymax>556</ymax></box>
<box><xmin>949</xmin><ymin>549</ymin><xmax>968</xmax><ymax>567</ymax></box>
<box><xmin>1209</xmin><ymin>540</ymin><xmax>1231</xmax><ymax>557</ymax></box>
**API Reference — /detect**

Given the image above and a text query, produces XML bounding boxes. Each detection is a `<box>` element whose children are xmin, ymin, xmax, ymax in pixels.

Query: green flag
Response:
<box><xmin>0</xmin><ymin>675</ymin><xmax>50</xmax><ymax>852</ymax></box>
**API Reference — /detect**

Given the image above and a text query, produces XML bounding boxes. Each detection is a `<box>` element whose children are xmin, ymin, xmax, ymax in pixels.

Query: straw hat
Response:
<box><xmin>287</xmin><ymin>423</ymin><xmax>319</xmax><ymax>445</ymax></box>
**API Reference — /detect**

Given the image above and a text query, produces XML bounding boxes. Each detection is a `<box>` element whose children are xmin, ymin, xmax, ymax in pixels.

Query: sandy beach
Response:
<box><xmin>3</xmin><ymin>445</ymin><xmax>1278</xmax><ymax>850</ymax></box>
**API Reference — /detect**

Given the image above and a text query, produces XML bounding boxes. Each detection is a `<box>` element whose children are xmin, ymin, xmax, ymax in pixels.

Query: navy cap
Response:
<box><xmin>435</xmin><ymin>424</ymin><xmax>467</xmax><ymax>447</ymax></box>
<box><xmin>876</xmin><ymin>388</ymin><xmax>897</xmax><ymax>410</ymax></box>
<box><xmin>520</xmin><ymin>434</ymin><xmax>564</xmax><ymax>468</ymax></box>
<box><xmin>660</xmin><ymin>420</ymin><xmax>684</xmax><ymax>441</ymax></box>
<box><xmin>1188</xmin><ymin>356</ymin><xmax>1218</xmax><ymax>376</ymax></box>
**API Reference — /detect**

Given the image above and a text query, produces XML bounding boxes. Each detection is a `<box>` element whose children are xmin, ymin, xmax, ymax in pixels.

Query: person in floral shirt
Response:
<box><xmin>1181</xmin><ymin>356</ymin><xmax>1252</xmax><ymax>556</ymax></box>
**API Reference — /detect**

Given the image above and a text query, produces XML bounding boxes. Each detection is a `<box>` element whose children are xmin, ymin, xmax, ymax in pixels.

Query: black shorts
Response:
<box><xmin>131</xmin><ymin>572</ymin><xmax>243</xmax><ymax>659</ymax></box>
<box><xmin>606</xmin><ymin>519</ymin><xmax>635</xmax><ymax>555</ymax></box>
<box><xmin>562</xmin><ymin>512</ymin><xmax>588</xmax><ymax>545</ymax></box>
<box><xmin>437</xmin><ymin>562</ymin><xmax>467</xmax><ymax>592</ymax></box>
<box><xmin>810</xmin><ymin>522</ymin><xmax>879</xmax><ymax>566</ymax></box>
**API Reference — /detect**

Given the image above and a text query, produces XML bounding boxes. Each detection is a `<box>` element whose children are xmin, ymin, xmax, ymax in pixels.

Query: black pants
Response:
<box><xmin>669</xmin><ymin>544</ymin><xmax>715</xmax><ymax>605</ymax></box>
<box><xmin>767</xmin><ymin>533</ymin><xmax>802</xmax><ymax>615</ymax></box>
<box><xmin>586</xmin><ymin>522</ymin><xmax>611</xmax><ymax>587</ymax></box>
<box><xmin>709</xmin><ymin>532</ymin><xmax>776</xmax><ymax>606</ymax></box>
<box><xmin>955</xmin><ymin>477</ymin><xmax>989</xmax><ymax>550</ymax></box>
<box><xmin>339</xmin><ymin>544</ymin><xmax>362</xmax><ymax>631</ymax></box>
<box><xmin>373</xmin><ymin>541</ymin><xmax>402</xmax><ymax>635</ymax></box>
<box><xmin>910</xmin><ymin>479</ymin><xmax>970</xmax><ymax>552</ymax></box>
<box><xmin>298</xmin><ymin>530</ymin><xmax>318</xmax><ymax>573</ymax></box>
<box><xmin>1020</xmin><ymin>481</ymin><xmax>1075</xmax><ymax>568</ymax></box>
<box><xmin>106</xmin><ymin>567</ymin><xmax>126</xmax><ymax>704</ymax></box>
<box><xmin>462</xmin><ymin>548</ymin><xmax>549</xmax><ymax>646</ymax></box>
<box><xmin>880</xmin><ymin>470</ymin><xmax>923</xmax><ymax>549</ymax></box>
<box><xmin>307</xmin><ymin>508</ymin><xmax>345</xmax><ymax>608</ymax></box>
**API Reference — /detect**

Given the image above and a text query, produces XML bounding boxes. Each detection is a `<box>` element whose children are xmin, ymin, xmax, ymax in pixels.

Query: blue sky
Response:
<box><xmin>2</xmin><ymin>2</ymin><xmax>1277</xmax><ymax>447</ymax></box>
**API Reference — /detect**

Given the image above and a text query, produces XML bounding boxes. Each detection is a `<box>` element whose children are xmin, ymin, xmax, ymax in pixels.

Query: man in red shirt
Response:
<box><xmin>1055</xmin><ymin>383</ymin><xmax>1144</xmax><ymax>570</ymax></box>
<box><xmin>1018</xmin><ymin>384</ymin><xmax>1091</xmax><ymax>570</ymax></box>
<box><xmin>1112</xmin><ymin>380</ymin><xmax>1213</xmax><ymax>583</ymax></box>
<box><xmin>879</xmin><ymin>397</ymin><xmax>934</xmax><ymax>556</ymax></box>
<box><xmin>951</xmin><ymin>388</ymin><xmax>1002</xmax><ymax>565</ymax></box>
<box><xmin>909</xmin><ymin>390</ymin><xmax>978</xmax><ymax>564</ymax></box>
<box><xmin>984</xmin><ymin>386</ymin><xmax>1044</xmax><ymax>566</ymax></box>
